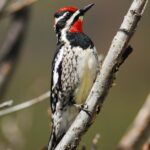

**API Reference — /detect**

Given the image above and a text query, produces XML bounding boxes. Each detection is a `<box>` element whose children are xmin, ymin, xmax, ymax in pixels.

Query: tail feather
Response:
<box><xmin>48</xmin><ymin>130</ymin><xmax>56</xmax><ymax>150</ymax></box>
<box><xmin>48</xmin><ymin>105</ymin><xmax>78</xmax><ymax>149</ymax></box>
<box><xmin>48</xmin><ymin>129</ymin><xmax>63</xmax><ymax>150</ymax></box>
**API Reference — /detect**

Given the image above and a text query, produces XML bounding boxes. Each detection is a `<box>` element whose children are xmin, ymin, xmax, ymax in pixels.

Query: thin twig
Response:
<box><xmin>0</xmin><ymin>91</ymin><xmax>50</xmax><ymax>117</ymax></box>
<box><xmin>91</xmin><ymin>134</ymin><xmax>100</xmax><ymax>150</ymax></box>
<box><xmin>0</xmin><ymin>0</ymin><xmax>38</xmax><ymax>19</ymax></box>
<box><xmin>54</xmin><ymin>0</ymin><xmax>148</xmax><ymax>149</ymax></box>
<box><xmin>80</xmin><ymin>134</ymin><xmax>100</xmax><ymax>150</ymax></box>
<box><xmin>0</xmin><ymin>99</ymin><xmax>13</xmax><ymax>109</ymax></box>
<box><xmin>117</xmin><ymin>94</ymin><xmax>150</xmax><ymax>150</ymax></box>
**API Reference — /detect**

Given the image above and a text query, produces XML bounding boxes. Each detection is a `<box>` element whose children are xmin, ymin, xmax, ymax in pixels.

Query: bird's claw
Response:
<box><xmin>74</xmin><ymin>104</ymin><xmax>92</xmax><ymax>117</ymax></box>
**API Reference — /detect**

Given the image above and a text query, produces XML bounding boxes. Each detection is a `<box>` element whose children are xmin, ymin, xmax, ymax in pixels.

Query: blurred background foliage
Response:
<box><xmin>0</xmin><ymin>0</ymin><xmax>149</xmax><ymax>149</ymax></box>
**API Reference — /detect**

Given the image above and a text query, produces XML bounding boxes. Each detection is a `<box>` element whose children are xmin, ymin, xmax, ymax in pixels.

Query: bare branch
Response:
<box><xmin>54</xmin><ymin>0</ymin><xmax>148</xmax><ymax>149</ymax></box>
<box><xmin>0</xmin><ymin>91</ymin><xmax>50</xmax><ymax>117</ymax></box>
<box><xmin>117</xmin><ymin>94</ymin><xmax>150</xmax><ymax>150</ymax></box>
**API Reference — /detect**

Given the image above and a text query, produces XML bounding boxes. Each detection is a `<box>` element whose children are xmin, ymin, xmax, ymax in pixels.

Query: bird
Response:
<box><xmin>48</xmin><ymin>3</ymin><xmax>99</xmax><ymax>150</ymax></box>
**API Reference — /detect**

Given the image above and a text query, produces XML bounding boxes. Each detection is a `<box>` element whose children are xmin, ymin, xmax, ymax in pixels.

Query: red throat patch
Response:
<box><xmin>70</xmin><ymin>19</ymin><xmax>83</xmax><ymax>33</ymax></box>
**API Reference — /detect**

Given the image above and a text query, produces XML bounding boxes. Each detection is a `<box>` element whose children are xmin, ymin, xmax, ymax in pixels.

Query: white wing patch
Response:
<box><xmin>53</xmin><ymin>47</ymin><xmax>64</xmax><ymax>87</ymax></box>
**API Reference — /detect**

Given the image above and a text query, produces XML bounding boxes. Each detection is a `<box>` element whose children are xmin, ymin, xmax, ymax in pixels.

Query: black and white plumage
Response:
<box><xmin>48</xmin><ymin>4</ymin><xmax>99</xmax><ymax>150</ymax></box>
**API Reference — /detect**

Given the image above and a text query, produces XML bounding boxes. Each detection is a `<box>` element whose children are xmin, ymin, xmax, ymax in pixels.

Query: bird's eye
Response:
<box><xmin>66</xmin><ymin>13</ymin><xmax>70</xmax><ymax>16</ymax></box>
<box><xmin>65</xmin><ymin>12</ymin><xmax>72</xmax><ymax>18</ymax></box>
<box><xmin>54</xmin><ymin>12</ymin><xmax>65</xmax><ymax>18</ymax></box>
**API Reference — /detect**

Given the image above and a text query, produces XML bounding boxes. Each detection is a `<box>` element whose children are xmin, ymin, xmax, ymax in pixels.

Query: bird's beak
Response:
<box><xmin>80</xmin><ymin>3</ymin><xmax>95</xmax><ymax>15</ymax></box>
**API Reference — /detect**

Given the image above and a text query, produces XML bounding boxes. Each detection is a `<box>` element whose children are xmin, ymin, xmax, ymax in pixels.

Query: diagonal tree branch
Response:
<box><xmin>117</xmin><ymin>94</ymin><xmax>150</xmax><ymax>150</ymax></box>
<box><xmin>54</xmin><ymin>0</ymin><xmax>148</xmax><ymax>149</ymax></box>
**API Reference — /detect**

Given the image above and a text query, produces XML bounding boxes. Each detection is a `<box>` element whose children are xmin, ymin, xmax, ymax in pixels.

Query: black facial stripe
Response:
<box><xmin>54</xmin><ymin>11</ymin><xmax>65</xmax><ymax>18</ymax></box>
<box><xmin>54</xmin><ymin>11</ymin><xmax>74</xmax><ymax>36</ymax></box>
<box><xmin>54</xmin><ymin>11</ymin><xmax>73</xmax><ymax>18</ymax></box>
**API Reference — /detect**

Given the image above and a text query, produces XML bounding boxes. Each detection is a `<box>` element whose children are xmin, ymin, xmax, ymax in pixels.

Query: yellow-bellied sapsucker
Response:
<box><xmin>48</xmin><ymin>3</ymin><xmax>99</xmax><ymax>150</ymax></box>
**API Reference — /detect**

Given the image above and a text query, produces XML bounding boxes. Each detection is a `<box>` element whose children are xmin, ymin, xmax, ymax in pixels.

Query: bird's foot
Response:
<box><xmin>74</xmin><ymin>104</ymin><xmax>92</xmax><ymax>117</ymax></box>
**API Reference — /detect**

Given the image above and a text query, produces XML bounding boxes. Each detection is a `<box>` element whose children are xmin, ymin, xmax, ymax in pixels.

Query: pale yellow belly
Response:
<box><xmin>75</xmin><ymin>52</ymin><xmax>98</xmax><ymax>104</ymax></box>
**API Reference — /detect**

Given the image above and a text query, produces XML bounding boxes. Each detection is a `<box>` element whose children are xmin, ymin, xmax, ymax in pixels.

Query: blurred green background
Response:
<box><xmin>0</xmin><ymin>0</ymin><xmax>150</xmax><ymax>149</ymax></box>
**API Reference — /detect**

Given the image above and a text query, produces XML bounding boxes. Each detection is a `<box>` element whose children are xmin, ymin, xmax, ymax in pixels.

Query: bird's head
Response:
<box><xmin>54</xmin><ymin>3</ymin><xmax>94</xmax><ymax>34</ymax></box>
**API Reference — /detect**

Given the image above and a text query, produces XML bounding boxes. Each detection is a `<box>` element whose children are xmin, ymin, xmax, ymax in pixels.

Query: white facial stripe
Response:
<box><xmin>65</xmin><ymin>10</ymin><xmax>80</xmax><ymax>30</ymax></box>
<box><xmin>53</xmin><ymin>47</ymin><xmax>64</xmax><ymax>87</ymax></box>
<box><xmin>55</xmin><ymin>12</ymin><xmax>68</xmax><ymax>25</ymax></box>
<box><xmin>61</xmin><ymin>10</ymin><xmax>80</xmax><ymax>42</ymax></box>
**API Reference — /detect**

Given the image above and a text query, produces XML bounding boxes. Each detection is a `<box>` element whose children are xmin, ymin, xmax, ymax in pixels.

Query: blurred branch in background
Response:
<box><xmin>81</xmin><ymin>134</ymin><xmax>100</xmax><ymax>150</ymax></box>
<box><xmin>0</xmin><ymin>0</ymin><xmax>7</xmax><ymax>14</ymax></box>
<box><xmin>81</xmin><ymin>133</ymin><xmax>100</xmax><ymax>150</ymax></box>
<box><xmin>55</xmin><ymin>0</ymin><xmax>148</xmax><ymax>149</ymax></box>
<box><xmin>0</xmin><ymin>0</ymin><xmax>38</xmax><ymax>19</ymax></box>
<box><xmin>91</xmin><ymin>134</ymin><xmax>101</xmax><ymax>150</ymax></box>
<box><xmin>142</xmin><ymin>139</ymin><xmax>150</xmax><ymax>150</ymax></box>
<box><xmin>0</xmin><ymin>99</ymin><xmax>13</xmax><ymax>109</ymax></box>
<box><xmin>0</xmin><ymin>91</ymin><xmax>50</xmax><ymax>117</ymax></box>
<box><xmin>117</xmin><ymin>94</ymin><xmax>150</xmax><ymax>150</ymax></box>
<box><xmin>0</xmin><ymin>6</ymin><xmax>30</xmax><ymax>99</ymax></box>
